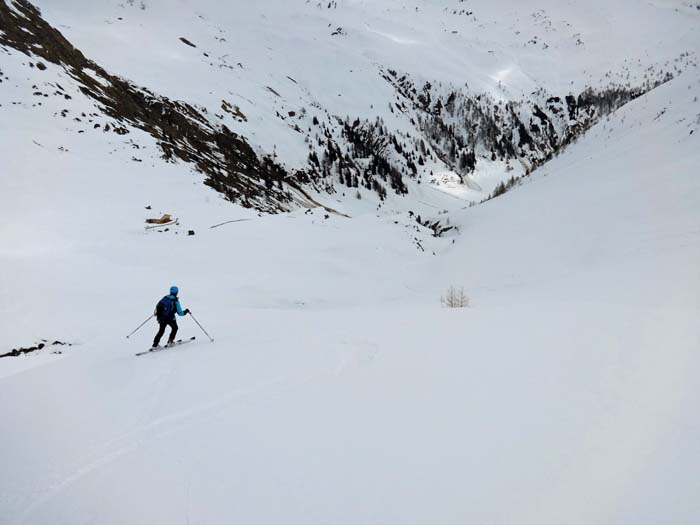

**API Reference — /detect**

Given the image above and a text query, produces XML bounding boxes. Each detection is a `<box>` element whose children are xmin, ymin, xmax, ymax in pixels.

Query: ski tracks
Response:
<box><xmin>15</xmin><ymin>339</ymin><xmax>380</xmax><ymax>524</ymax></box>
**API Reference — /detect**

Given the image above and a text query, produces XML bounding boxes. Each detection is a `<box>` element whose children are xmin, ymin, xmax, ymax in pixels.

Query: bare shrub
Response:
<box><xmin>441</xmin><ymin>286</ymin><xmax>470</xmax><ymax>308</ymax></box>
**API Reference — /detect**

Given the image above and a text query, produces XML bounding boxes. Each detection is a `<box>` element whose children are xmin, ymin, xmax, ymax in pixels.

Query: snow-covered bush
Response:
<box><xmin>441</xmin><ymin>286</ymin><xmax>469</xmax><ymax>308</ymax></box>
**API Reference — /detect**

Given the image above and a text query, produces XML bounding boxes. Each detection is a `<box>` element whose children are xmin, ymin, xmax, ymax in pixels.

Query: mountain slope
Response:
<box><xmin>1</xmin><ymin>12</ymin><xmax>699</xmax><ymax>520</ymax></box>
<box><xmin>1</xmin><ymin>0</ymin><xmax>697</xmax><ymax>210</ymax></box>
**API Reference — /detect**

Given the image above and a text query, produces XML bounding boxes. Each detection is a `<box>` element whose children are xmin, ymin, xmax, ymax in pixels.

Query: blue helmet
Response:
<box><xmin>170</xmin><ymin>286</ymin><xmax>179</xmax><ymax>295</ymax></box>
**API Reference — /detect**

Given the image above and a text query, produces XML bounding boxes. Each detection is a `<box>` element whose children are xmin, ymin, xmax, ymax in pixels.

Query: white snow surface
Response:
<box><xmin>1</xmin><ymin>1</ymin><xmax>700</xmax><ymax>524</ymax></box>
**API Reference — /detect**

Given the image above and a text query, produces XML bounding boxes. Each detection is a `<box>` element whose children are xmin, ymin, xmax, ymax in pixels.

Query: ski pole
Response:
<box><xmin>126</xmin><ymin>314</ymin><xmax>155</xmax><ymax>339</ymax></box>
<box><xmin>189</xmin><ymin>313</ymin><xmax>214</xmax><ymax>342</ymax></box>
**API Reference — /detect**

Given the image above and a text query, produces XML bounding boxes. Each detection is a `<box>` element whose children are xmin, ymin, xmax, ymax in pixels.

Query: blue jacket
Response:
<box><xmin>170</xmin><ymin>295</ymin><xmax>185</xmax><ymax>317</ymax></box>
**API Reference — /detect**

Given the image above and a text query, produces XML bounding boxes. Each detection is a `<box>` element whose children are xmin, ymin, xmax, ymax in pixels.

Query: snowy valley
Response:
<box><xmin>1</xmin><ymin>1</ymin><xmax>699</xmax><ymax>524</ymax></box>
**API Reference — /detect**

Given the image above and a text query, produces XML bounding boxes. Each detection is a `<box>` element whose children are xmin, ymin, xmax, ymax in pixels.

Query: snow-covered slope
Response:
<box><xmin>1</xmin><ymin>0</ymin><xmax>697</xmax><ymax>210</ymax></box>
<box><xmin>1</xmin><ymin>1</ymin><xmax>700</xmax><ymax>523</ymax></box>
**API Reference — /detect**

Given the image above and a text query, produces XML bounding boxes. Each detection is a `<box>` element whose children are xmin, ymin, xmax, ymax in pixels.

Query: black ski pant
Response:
<box><xmin>153</xmin><ymin>319</ymin><xmax>178</xmax><ymax>347</ymax></box>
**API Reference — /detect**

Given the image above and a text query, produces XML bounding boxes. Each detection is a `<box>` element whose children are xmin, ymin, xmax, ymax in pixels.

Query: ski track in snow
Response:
<box><xmin>15</xmin><ymin>340</ymin><xmax>381</xmax><ymax>523</ymax></box>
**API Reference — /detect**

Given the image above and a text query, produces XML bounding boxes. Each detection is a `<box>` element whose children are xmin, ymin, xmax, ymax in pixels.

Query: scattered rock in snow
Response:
<box><xmin>1</xmin><ymin>340</ymin><xmax>73</xmax><ymax>358</ymax></box>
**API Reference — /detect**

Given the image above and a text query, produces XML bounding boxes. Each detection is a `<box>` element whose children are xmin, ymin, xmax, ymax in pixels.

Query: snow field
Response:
<box><xmin>1</xmin><ymin>1</ymin><xmax>699</xmax><ymax>523</ymax></box>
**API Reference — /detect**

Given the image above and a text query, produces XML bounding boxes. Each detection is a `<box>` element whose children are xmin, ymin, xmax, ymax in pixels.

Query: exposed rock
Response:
<box><xmin>0</xmin><ymin>0</ymin><xmax>306</xmax><ymax>213</ymax></box>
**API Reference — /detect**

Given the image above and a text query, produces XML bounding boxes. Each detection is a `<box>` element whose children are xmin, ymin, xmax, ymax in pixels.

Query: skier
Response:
<box><xmin>152</xmin><ymin>286</ymin><xmax>190</xmax><ymax>348</ymax></box>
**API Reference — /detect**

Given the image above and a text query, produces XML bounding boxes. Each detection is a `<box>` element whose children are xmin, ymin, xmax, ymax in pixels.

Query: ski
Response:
<box><xmin>135</xmin><ymin>336</ymin><xmax>196</xmax><ymax>356</ymax></box>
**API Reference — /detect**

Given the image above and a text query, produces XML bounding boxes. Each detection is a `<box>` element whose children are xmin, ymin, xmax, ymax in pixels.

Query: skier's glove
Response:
<box><xmin>184</xmin><ymin>309</ymin><xmax>191</xmax><ymax>315</ymax></box>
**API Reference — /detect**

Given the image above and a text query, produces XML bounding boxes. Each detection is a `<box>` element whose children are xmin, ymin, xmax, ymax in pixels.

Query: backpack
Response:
<box><xmin>155</xmin><ymin>295</ymin><xmax>176</xmax><ymax>323</ymax></box>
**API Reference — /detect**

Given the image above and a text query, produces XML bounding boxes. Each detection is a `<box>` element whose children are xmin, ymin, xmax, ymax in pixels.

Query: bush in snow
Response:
<box><xmin>441</xmin><ymin>286</ymin><xmax>470</xmax><ymax>308</ymax></box>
